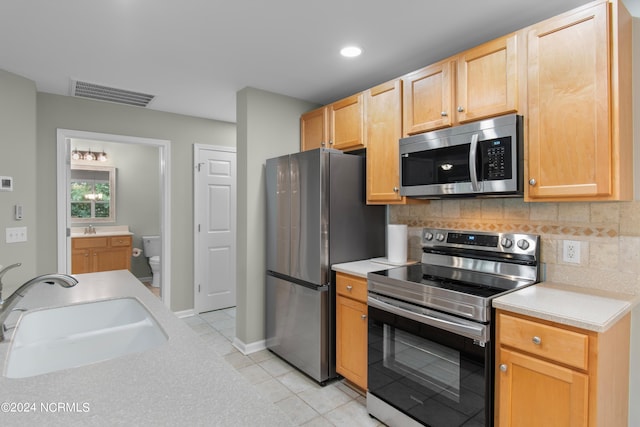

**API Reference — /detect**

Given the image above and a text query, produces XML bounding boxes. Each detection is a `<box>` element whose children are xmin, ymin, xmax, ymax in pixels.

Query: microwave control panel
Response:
<box><xmin>480</xmin><ymin>136</ymin><xmax>512</xmax><ymax>180</ymax></box>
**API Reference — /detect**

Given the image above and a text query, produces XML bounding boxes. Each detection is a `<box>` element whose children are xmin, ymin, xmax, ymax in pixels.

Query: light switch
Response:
<box><xmin>6</xmin><ymin>226</ymin><xmax>27</xmax><ymax>243</ymax></box>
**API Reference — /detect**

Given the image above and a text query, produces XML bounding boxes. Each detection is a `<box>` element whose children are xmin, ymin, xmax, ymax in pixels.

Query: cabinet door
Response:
<box><xmin>402</xmin><ymin>59</ymin><xmax>454</xmax><ymax>135</ymax></box>
<box><xmin>92</xmin><ymin>247</ymin><xmax>131</xmax><ymax>272</ymax></box>
<box><xmin>71</xmin><ymin>249</ymin><xmax>91</xmax><ymax>274</ymax></box>
<box><xmin>336</xmin><ymin>295</ymin><xmax>368</xmax><ymax>390</ymax></box>
<box><xmin>329</xmin><ymin>93</ymin><xmax>364</xmax><ymax>151</ymax></box>
<box><xmin>527</xmin><ymin>2</ymin><xmax>610</xmax><ymax>200</ymax></box>
<box><xmin>365</xmin><ymin>79</ymin><xmax>404</xmax><ymax>204</ymax></box>
<box><xmin>300</xmin><ymin>106</ymin><xmax>327</xmax><ymax>151</ymax></box>
<box><xmin>457</xmin><ymin>33</ymin><xmax>518</xmax><ymax>123</ymax></box>
<box><xmin>497</xmin><ymin>348</ymin><xmax>588</xmax><ymax>427</ymax></box>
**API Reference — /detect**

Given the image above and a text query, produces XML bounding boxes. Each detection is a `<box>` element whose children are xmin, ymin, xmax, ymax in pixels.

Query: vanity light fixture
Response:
<box><xmin>340</xmin><ymin>46</ymin><xmax>362</xmax><ymax>58</ymax></box>
<box><xmin>71</xmin><ymin>149</ymin><xmax>108</xmax><ymax>162</ymax></box>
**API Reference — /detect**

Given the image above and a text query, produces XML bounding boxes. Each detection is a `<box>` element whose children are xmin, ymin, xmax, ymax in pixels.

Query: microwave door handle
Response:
<box><xmin>469</xmin><ymin>133</ymin><xmax>480</xmax><ymax>192</ymax></box>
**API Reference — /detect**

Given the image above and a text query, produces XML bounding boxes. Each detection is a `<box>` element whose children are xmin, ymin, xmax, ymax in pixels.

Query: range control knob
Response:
<box><xmin>424</xmin><ymin>232</ymin><xmax>434</xmax><ymax>241</ymax></box>
<box><xmin>435</xmin><ymin>233</ymin><xmax>445</xmax><ymax>242</ymax></box>
<box><xmin>500</xmin><ymin>237</ymin><xmax>513</xmax><ymax>248</ymax></box>
<box><xmin>517</xmin><ymin>239</ymin><xmax>530</xmax><ymax>250</ymax></box>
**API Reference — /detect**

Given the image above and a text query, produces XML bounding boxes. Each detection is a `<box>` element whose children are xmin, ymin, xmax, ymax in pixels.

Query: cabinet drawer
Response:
<box><xmin>498</xmin><ymin>313</ymin><xmax>589</xmax><ymax>370</ymax></box>
<box><xmin>336</xmin><ymin>272</ymin><xmax>368</xmax><ymax>302</ymax></box>
<box><xmin>110</xmin><ymin>236</ymin><xmax>132</xmax><ymax>247</ymax></box>
<box><xmin>72</xmin><ymin>237</ymin><xmax>108</xmax><ymax>249</ymax></box>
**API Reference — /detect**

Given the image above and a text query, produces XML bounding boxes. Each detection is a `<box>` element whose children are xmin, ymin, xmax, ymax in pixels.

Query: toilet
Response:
<box><xmin>142</xmin><ymin>235</ymin><xmax>161</xmax><ymax>288</ymax></box>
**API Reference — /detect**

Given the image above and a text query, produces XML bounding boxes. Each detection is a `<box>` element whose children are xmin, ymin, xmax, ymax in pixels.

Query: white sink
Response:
<box><xmin>4</xmin><ymin>298</ymin><xmax>168</xmax><ymax>378</ymax></box>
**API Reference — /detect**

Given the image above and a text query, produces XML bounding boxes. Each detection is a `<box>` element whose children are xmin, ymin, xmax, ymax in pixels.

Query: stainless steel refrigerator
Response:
<box><xmin>265</xmin><ymin>148</ymin><xmax>385</xmax><ymax>384</ymax></box>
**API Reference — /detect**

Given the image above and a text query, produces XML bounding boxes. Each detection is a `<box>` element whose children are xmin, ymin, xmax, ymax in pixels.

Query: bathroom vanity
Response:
<box><xmin>69</xmin><ymin>226</ymin><xmax>133</xmax><ymax>274</ymax></box>
<box><xmin>71</xmin><ymin>234</ymin><xmax>132</xmax><ymax>274</ymax></box>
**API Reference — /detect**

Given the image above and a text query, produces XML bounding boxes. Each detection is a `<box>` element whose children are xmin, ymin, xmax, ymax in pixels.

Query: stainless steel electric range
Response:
<box><xmin>366</xmin><ymin>228</ymin><xmax>540</xmax><ymax>427</ymax></box>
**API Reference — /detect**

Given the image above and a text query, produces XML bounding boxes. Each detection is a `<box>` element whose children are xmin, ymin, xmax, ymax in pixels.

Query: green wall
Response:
<box><xmin>0</xmin><ymin>70</ymin><xmax>37</xmax><ymax>292</ymax></box>
<box><xmin>36</xmin><ymin>92</ymin><xmax>236</xmax><ymax>311</ymax></box>
<box><xmin>235</xmin><ymin>87</ymin><xmax>318</xmax><ymax>346</ymax></box>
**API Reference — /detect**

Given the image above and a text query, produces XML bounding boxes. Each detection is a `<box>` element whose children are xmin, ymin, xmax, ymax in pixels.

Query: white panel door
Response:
<box><xmin>194</xmin><ymin>145</ymin><xmax>236</xmax><ymax>313</ymax></box>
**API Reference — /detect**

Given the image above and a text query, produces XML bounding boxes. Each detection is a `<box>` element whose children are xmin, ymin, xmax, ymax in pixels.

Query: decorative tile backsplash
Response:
<box><xmin>390</xmin><ymin>199</ymin><xmax>640</xmax><ymax>295</ymax></box>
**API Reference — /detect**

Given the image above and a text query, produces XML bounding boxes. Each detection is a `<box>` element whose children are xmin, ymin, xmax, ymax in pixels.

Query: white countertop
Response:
<box><xmin>0</xmin><ymin>270</ymin><xmax>293</xmax><ymax>426</ymax></box>
<box><xmin>332</xmin><ymin>258</ymin><xmax>416</xmax><ymax>278</ymax></box>
<box><xmin>493</xmin><ymin>282</ymin><xmax>640</xmax><ymax>332</ymax></box>
<box><xmin>70</xmin><ymin>225</ymin><xmax>133</xmax><ymax>238</ymax></box>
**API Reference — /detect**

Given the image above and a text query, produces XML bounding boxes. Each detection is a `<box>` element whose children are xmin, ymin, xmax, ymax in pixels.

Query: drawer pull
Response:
<box><xmin>532</xmin><ymin>336</ymin><xmax>542</xmax><ymax>345</ymax></box>
<box><xmin>361</xmin><ymin>314</ymin><xmax>367</xmax><ymax>320</ymax></box>
<box><xmin>500</xmin><ymin>364</ymin><xmax>507</xmax><ymax>372</ymax></box>
<box><xmin>346</xmin><ymin>285</ymin><xmax>353</xmax><ymax>291</ymax></box>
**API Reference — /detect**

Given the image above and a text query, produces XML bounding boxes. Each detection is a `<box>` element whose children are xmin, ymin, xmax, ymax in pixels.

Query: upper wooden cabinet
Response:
<box><xmin>403</xmin><ymin>33</ymin><xmax>518</xmax><ymax>135</ymax></box>
<box><xmin>300</xmin><ymin>106</ymin><xmax>327</xmax><ymax>151</ymax></box>
<box><xmin>402</xmin><ymin>59</ymin><xmax>454</xmax><ymax>135</ymax></box>
<box><xmin>300</xmin><ymin>93</ymin><xmax>364</xmax><ymax>152</ymax></box>
<box><xmin>526</xmin><ymin>0</ymin><xmax>632</xmax><ymax>201</ymax></box>
<box><xmin>365</xmin><ymin>79</ymin><xmax>405</xmax><ymax>204</ymax></box>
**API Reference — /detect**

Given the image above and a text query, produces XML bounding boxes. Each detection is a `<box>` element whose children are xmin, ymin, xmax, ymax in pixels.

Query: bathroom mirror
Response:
<box><xmin>70</xmin><ymin>165</ymin><xmax>116</xmax><ymax>223</ymax></box>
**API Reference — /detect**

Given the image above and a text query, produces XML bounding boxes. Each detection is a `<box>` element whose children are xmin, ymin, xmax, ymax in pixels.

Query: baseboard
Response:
<box><xmin>174</xmin><ymin>309</ymin><xmax>195</xmax><ymax>318</ymax></box>
<box><xmin>232</xmin><ymin>337</ymin><xmax>266</xmax><ymax>355</ymax></box>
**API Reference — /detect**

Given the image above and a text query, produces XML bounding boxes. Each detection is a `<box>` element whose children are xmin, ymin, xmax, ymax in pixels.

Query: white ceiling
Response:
<box><xmin>1</xmin><ymin>0</ymin><xmax>638</xmax><ymax>123</ymax></box>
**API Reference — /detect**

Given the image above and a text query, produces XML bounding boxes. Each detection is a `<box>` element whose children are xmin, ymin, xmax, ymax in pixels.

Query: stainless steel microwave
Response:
<box><xmin>399</xmin><ymin>114</ymin><xmax>523</xmax><ymax>198</ymax></box>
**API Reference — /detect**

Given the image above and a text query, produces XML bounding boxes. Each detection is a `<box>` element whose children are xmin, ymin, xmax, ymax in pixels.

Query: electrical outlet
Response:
<box><xmin>562</xmin><ymin>240</ymin><xmax>581</xmax><ymax>264</ymax></box>
<box><xmin>6</xmin><ymin>226</ymin><xmax>27</xmax><ymax>243</ymax></box>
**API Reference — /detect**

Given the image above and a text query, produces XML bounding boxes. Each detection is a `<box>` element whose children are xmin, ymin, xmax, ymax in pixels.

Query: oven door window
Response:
<box><xmin>368</xmin><ymin>306</ymin><xmax>489</xmax><ymax>426</ymax></box>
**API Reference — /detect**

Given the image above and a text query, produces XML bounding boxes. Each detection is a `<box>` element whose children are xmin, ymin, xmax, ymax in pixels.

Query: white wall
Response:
<box><xmin>235</xmin><ymin>87</ymin><xmax>318</xmax><ymax>347</ymax></box>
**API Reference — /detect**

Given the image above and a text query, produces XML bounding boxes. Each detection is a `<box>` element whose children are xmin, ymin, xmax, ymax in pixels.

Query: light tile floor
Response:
<box><xmin>181</xmin><ymin>308</ymin><xmax>384</xmax><ymax>427</ymax></box>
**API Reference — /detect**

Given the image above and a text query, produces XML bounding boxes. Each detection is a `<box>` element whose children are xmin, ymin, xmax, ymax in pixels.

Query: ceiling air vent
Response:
<box><xmin>71</xmin><ymin>80</ymin><xmax>155</xmax><ymax>107</ymax></box>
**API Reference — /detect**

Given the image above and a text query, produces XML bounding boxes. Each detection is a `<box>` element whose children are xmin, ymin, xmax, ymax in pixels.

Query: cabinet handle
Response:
<box><xmin>529</xmin><ymin>178</ymin><xmax>537</xmax><ymax>186</ymax></box>
<box><xmin>440</xmin><ymin>111</ymin><xmax>448</xmax><ymax>117</ymax></box>
<box><xmin>329</xmin><ymin>139</ymin><xmax>333</xmax><ymax>145</ymax></box>
<box><xmin>393</xmin><ymin>186</ymin><xmax>399</xmax><ymax>192</ymax></box>
<box><xmin>500</xmin><ymin>364</ymin><xmax>507</xmax><ymax>372</ymax></box>
<box><xmin>346</xmin><ymin>285</ymin><xmax>353</xmax><ymax>291</ymax></box>
<box><xmin>321</xmin><ymin>141</ymin><xmax>325</xmax><ymax>147</ymax></box>
<box><xmin>457</xmin><ymin>106</ymin><xmax>464</xmax><ymax>113</ymax></box>
<box><xmin>361</xmin><ymin>314</ymin><xmax>367</xmax><ymax>320</ymax></box>
<box><xmin>532</xmin><ymin>336</ymin><xmax>542</xmax><ymax>345</ymax></box>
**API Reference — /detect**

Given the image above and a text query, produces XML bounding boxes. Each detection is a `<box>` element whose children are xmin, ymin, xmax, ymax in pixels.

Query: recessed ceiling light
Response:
<box><xmin>340</xmin><ymin>46</ymin><xmax>362</xmax><ymax>58</ymax></box>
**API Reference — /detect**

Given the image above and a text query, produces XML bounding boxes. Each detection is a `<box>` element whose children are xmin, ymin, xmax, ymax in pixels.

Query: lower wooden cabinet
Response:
<box><xmin>335</xmin><ymin>272</ymin><xmax>368</xmax><ymax>390</ymax></box>
<box><xmin>71</xmin><ymin>235</ymin><xmax>132</xmax><ymax>274</ymax></box>
<box><xmin>495</xmin><ymin>310</ymin><xmax>630</xmax><ymax>426</ymax></box>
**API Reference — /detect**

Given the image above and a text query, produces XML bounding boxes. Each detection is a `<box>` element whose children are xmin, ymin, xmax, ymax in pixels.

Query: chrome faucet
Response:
<box><xmin>84</xmin><ymin>224</ymin><xmax>96</xmax><ymax>235</ymax></box>
<box><xmin>0</xmin><ymin>263</ymin><xmax>78</xmax><ymax>342</ymax></box>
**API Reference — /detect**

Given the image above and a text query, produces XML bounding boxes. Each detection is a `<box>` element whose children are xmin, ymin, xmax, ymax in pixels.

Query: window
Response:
<box><xmin>70</xmin><ymin>166</ymin><xmax>116</xmax><ymax>222</ymax></box>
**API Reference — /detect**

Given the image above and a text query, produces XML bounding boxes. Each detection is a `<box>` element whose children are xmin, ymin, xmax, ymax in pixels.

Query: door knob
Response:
<box><xmin>500</xmin><ymin>364</ymin><xmax>507</xmax><ymax>372</ymax></box>
<box><xmin>393</xmin><ymin>187</ymin><xmax>399</xmax><ymax>192</ymax></box>
<box><xmin>532</xmin><ymin>336</ymin><xmax>542</xmax><ymax>345</ymax></box>
<box><xmin>529</xmin><ymin>178</ymin><xmax>537</xmax><ymax>186</ymax></box>
<box><xmin>457</xmin><ymin>106</ymin><xmax>465</xmax><ymax>112</ymax></box>
<box><xmin>361</xmin><ymin>314</ymin><xmax>367</xmax><ymax>320</ymax></box>
<box><xmin>441</xmin><ymin>111</ymin><xmax>448</xmax><ymax>117</ymax></box>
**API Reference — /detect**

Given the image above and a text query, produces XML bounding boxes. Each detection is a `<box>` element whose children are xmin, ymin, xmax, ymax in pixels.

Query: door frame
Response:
<box><xmin>56</xmin><ymin>129</ymin><xmax>172</xmax><ymax>308</ymax></box>
<box><xmin>193</xmin><ymin>143</ymin><xmax>237</xmax><ymax>313</ymax></box>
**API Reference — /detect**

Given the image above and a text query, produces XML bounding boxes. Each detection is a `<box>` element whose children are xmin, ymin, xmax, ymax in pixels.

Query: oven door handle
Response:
<box><xmin>368</xmin><ymin>294</ymin><xmax>488</xmax><ymax>344</ymax></box>
<box><xmin>468</xmin><ymin>133</ymin><xmax>481</xmax><ymax>192</ymax></box>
